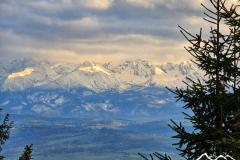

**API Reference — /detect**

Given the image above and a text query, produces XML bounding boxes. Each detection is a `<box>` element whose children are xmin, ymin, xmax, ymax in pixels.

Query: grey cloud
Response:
<box><xmin>0</xmin><ymin>0</ymin><xmax>211</xmax><ymax>63</ymax></box>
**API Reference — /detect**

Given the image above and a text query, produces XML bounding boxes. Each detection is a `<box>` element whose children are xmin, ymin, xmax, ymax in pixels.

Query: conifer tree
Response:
<box><xmin>0</xmin><ymin>112</ymin><xmax>12</xmax><ymax>160</ymax></box>
<box><xmin>139</xmin><ymin>0</ymin><xmax>240</xmax><ymax>159</ymax></box>
<box><xmin>169</xmin><ymin>0</ymin><xmax>240</xmax><ymax>158</ymax></box>
<box><xmin>0</xmin><ymin>108</ymin><xmax>33</xmax><ymax>159</ymax></box>
<box><xmin>19</xmin><ymin>145</ymin><xmax>33</xmax><ymax>160</ymax></box>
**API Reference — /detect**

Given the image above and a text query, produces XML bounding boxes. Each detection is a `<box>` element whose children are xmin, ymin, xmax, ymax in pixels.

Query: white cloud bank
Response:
<box><xmin>26</xmin><ymin>0</ymin><xmax>216</xmax><ymax>11</ymax></box>
<box><xmin>0</xmin><ymin>31</ymin><xmax>188</xmax><ymax>64</ymax></box>
<box><xmin>1</xmin><ymin>0</ymin><xmax>240</xmax><ymax>64</ymax></box>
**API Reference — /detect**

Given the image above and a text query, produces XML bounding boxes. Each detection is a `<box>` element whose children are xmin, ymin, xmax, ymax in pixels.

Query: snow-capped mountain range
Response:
<box><xmin>0</xmin><ymin>59</ymin><xmax>202</xmax><ymax>118</ymax></box>
<box><xmin>0</xmin><ymin>59</ymin><xmax>203</xmax><ymax>91</ymax></box>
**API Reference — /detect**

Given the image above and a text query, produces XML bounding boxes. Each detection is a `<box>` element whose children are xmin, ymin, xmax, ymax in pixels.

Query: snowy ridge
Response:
<box><xmin>79</xmin><ymin>64</ymin><xmax>111</xmax><ymax>75</ymax></box>
<box><xmin>0</xmin><ymin>59</ymin><xmax>203</xmax><ymax>91</ymax></box>
<box><xmin>7</xmin><ymin>68</ymin><xmax>34</xmax><ymax>79</ymax></box>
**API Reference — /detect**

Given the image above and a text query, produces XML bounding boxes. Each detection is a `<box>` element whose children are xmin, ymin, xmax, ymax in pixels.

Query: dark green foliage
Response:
<box><xmin>19</xmin><ymin>145</ymin><xmax>33</xmax><ymax>160</ymax></box>
<box><xmin>0</xmin><ymin>112</ymin><xmax>13</xmax><ymax>160</ymax></box>
<box><xmin>168</xmin><ymin>0</ymin><xmax>240</xmax><ymax>159</ymax></box>
<box><xmin>138</xmin><ymin>152</ymin><xmax>172</xmax><ymax>160</ymax></box>
<box><xmin>139</xmin><ymin>0</ymin><xmax>240</xmax><ymax>159</ymax></box>
<box><xmin>0</xmin><ymin>109</ymin><xmax>33</xmax><ymax>160</ymax></box>
<box><xmin>0</xmin><ymin>107</ymin><xmax>33</xmax><ymax>160</ymax></box>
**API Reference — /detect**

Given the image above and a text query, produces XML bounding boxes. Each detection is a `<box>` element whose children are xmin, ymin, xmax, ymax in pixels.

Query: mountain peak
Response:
<box><xmin>7</xmin><ymin>67</ymin><xmax>34</xmax><ymax>79</ymax></box>
<box><xmin>79</xmin><ymin>65</ymin><xmax>111</xmax><ymax>76</ymax></box>
<box><xmin>154</xmin><ymin>67</ymin><xmax>165</xmax><ymax>75</ymax></box>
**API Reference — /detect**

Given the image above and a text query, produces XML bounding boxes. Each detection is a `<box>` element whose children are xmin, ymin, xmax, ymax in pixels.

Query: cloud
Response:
<box><xmin>28</xmin><ymin>0</ymin><xmax>71</xmax><ymax>12</ymax></box>
<box><xmin>123</xmin><ymin>0</ymin><xmax>205</xmax><ymax>9</ymax></box>
<box><xmin>20</xmin><ymin>0</ymin><xmax>205</xmax><ymax>13</ymax></box>
<box><xmin>3</xmin><ymin>0</ymin><xmax>239</xmax><ymax>64</ymax></box>
<box><xmin>27</xmin><ymin>0</ymin><xmax>114</xmax><ymax>11</ymax></box>
<box><xmin>124</xmin><ymin>0</ymin><xmax>156</xmax><ymax>9</ymax></box>
<box><xmin>54</xmin><ymin>16</ymin><xmax>100</xmax><ymax>30</ymax></box>
<box><xmin>83</xmin><ymin>0</ymin><xmax>114</xmax><ymax>10</ymax></box>
<box><xmin>0</xmin><ymin>30</ymin><xmax>188</xmax><ymax>64</ymax></box>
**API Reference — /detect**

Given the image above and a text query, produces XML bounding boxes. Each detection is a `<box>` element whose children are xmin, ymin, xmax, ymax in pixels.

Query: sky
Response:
<box><xmin>0</xmin><ymin>0</ymin><xmax>237</xmax><ymax>64</ymax></box>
